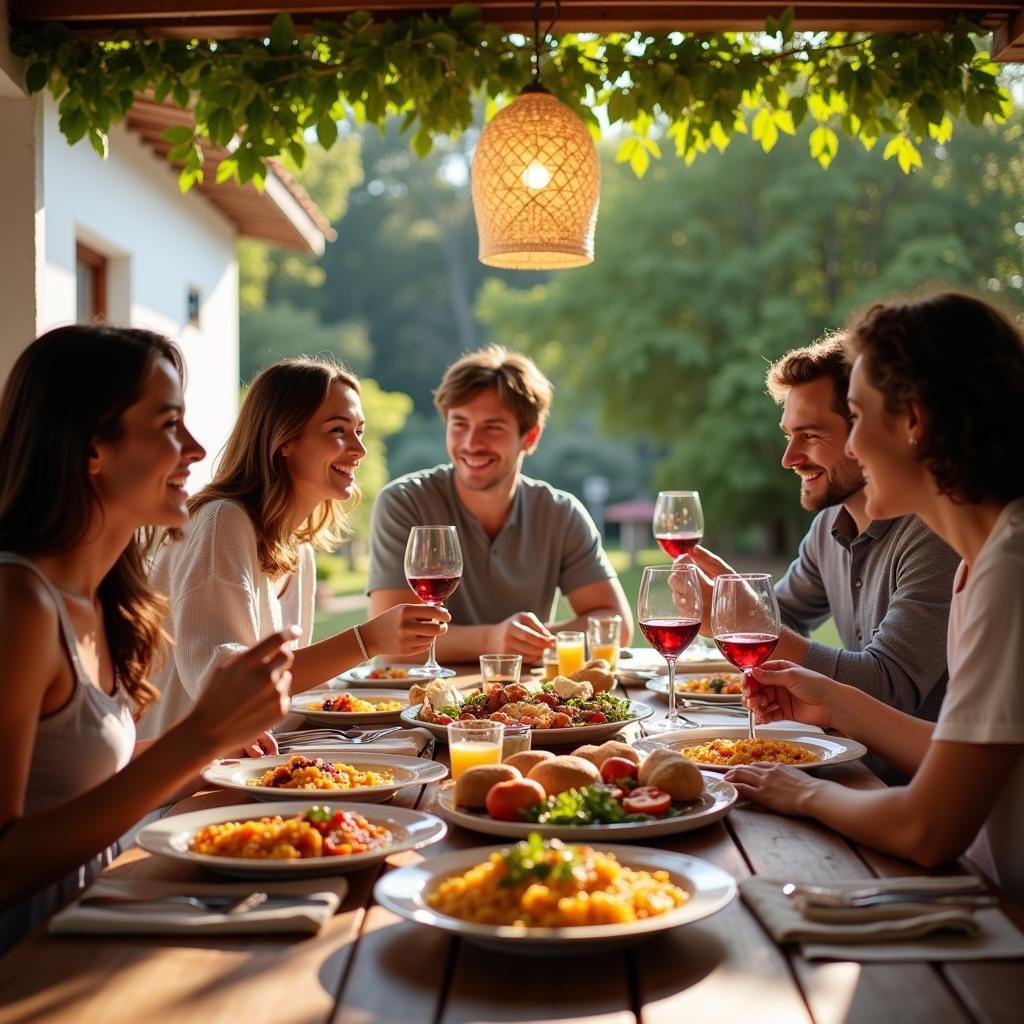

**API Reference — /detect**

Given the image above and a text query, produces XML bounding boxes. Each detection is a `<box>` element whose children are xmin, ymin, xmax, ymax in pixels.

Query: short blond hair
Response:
<box><xmin>433</xmin><ymin>345</ymin><xmax>553</xmax><ymax>434</ymax></box>
<box><xmin>765</xmin><ymin>332</ymin><xmax>852</xmax><ymax>423</ymax></box>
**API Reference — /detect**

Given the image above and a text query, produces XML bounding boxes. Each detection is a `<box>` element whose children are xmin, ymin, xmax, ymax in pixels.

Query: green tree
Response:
<box><xmin>477</xmin><ymin>116</ymin><xmax>1024</xmax><ymax>551</ymax></box>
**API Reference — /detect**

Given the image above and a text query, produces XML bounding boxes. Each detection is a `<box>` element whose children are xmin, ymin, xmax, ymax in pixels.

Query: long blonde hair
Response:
<box><xmin>189</xmin><ymin>357</ymin><xmax>361</xmax><ymax>577</ymax></box>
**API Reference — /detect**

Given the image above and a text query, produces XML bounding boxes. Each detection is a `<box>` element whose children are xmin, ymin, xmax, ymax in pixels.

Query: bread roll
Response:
<box><xmin>570</xmin><ymin>659</ymin><xmax>615</xmax><ymax>693</ymax></box>
<box><xmin>504</xmin><ymin>750</ymin><xmax>554</xmax><ymax>775</ymax></box>
<box><xmin>593</xmin><ymin>740</ymin><xmax>641</xmax><ymax>767</ymax></box>
<box><xmin>454</xmin><ymin>764</ymin><xmax>521</xmax><ymax>810</ymax></box>
<box><xmin>638</xmin><ymin>746</ymin><xmax>681</xmax><ymax>785</ymax></box>
<box><xmin>526</xmin><ymin>755</ymin><xmax>600</xmax><ymax>795</ymax></box>
<box><xmin>572</xmin><ymin>744</ymin><xmax>602</xmax><ymax>767</ymax></box>
<box><xmin>640</xmin><ymin>750</ymin><xmax>703</xmax><ymax>801</ymax></box>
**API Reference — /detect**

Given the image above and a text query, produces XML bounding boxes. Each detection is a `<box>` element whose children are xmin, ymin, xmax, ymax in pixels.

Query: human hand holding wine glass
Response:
<box><xmin>637</xmin><ymin>565</ymin><xmax>702</xmax><ymax>730</ymax></box>
<box><xmin>405</xmin><ymin>525</ymin><xmax>463</xmax><ymax>678</ymax></box>
<box><xmin>710</xmin><ymin>574</ymin><xmax>780</xmax><ymax>740</ymax></box>
<box><xmin>653</xmin><ymin>491</ymin><xmax>704</xmax><ymax>558</ymax></box>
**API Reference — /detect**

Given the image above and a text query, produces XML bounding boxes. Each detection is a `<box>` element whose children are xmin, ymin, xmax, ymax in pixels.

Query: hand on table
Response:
<box><xmin>743</xmin><ymin>660</ymin><xmax>836</xmax><ymax>730</ymax></box>
<box><xmin>489</xmin><ymin>612</ymin><xmax>555</xmax><ymax>662</ymax></box>
<box><xmin>360</xmin><ymin>602</ymin><xmax>450</xmax><ymax>658</ymax></box>
<box><xmin>725</xmin><ymin>763</ymin><xmax>821</xmax><ymax>816</ymax></box>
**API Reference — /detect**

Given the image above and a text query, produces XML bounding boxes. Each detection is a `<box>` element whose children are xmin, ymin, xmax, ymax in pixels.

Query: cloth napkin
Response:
<box><xmin>741</xmin><ymin>876</ymin><xmax>1024</xmax><ymax>962</ymax></box>
<box><xmin>49</xmin><ymin>875</ymin><xmax>347</xmax><ymax>937</ymax></box>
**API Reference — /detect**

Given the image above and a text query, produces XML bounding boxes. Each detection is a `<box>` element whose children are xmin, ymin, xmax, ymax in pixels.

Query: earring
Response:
<box><xmin>908</xmin><ymin>437</ymin><xmax>918</xmax><ymax>448</ymax></box>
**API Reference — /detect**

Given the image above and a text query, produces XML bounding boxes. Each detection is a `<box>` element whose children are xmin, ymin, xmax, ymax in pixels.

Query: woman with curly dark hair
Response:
<box><xmin>0</xmin><ymin>325</ymin><xmax>298</xmax><ymax>951</ymax></box>
<box><xmin>725</xmin><ymin>291</ymin><xmax>1024</xmax><ymax>901</ymax></box>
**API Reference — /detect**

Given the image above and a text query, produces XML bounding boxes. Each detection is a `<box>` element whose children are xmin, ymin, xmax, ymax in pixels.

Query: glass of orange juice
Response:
<box><xmin>555</xmin><ymin>631</ymin><xmax>586</xmax><ymax>677</ymax></box>
<box><xmin>587</xmin><ymin>614</ymin><xmax>622</xmax><ymax>671</ymax></box>
<box><xmin>447</xmin><ymin>720</ymin><xmax>504</xmax><ymax>780</ymax></box>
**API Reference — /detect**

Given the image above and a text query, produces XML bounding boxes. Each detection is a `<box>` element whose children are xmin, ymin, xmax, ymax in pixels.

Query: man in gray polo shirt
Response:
<box><xmin>368</xmin><ymin>345</ymin><xmax>632</xmax><ymax>662</ymax></box>
<box><xmin>692</xmin><ymin>334</ymin><xmax>959</xmax><ymax>775</ymax></box>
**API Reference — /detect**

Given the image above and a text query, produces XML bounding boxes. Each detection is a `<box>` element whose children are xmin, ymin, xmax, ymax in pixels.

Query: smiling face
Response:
<box><xmin>845</xmin><ymin>356</ymin><xmax>928</xmax><ymax>521</ymax></box>
<box><xmin>280</xmin><ymin>381</ymin><xmax>366</xmax><ymax>513</ymax></box>
<box><xmin>779</xmin><ymin>377</ymin><xmax>864</xmax><ymax>513</ymax></box>
<box><xmin>90</xmin><ymin>357</ymin><xmax>206</xmax><ymax>529</ymax></box>
<box><xmin>445</xmin><ymin>387</ymin><xmax>540</xmax><ymax>495</ymax></box>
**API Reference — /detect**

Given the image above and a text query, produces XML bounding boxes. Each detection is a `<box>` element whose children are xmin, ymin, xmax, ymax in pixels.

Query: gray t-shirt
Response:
<box><xmin>367</xmin><ymin>464</ymin><xmax>616</xmax><ymax>624</ymax></box>
<box><xmin>776</xmin><ymin>507</ymin><xmax>960</xmax><ymax>720</ymax></box>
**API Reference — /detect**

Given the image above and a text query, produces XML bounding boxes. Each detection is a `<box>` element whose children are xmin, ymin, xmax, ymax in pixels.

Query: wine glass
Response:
<box><xmin>404</xmin><ymin>525</ymin><xmax>463</xmax><ymax>678</ymax></box>
<box><xmin>637</xmin><ymin>564</ymin><xmax>702</xmax><ymax>730</ymax></box>
<box><xmin>710</xmin><ymin>574</ymin><xmax>780</xmax><ymax>739</ymax></box>
<box><xmin>653</xmin><ymin>491</ymin><xmax>704</xmax><ymax>559</ymax></box>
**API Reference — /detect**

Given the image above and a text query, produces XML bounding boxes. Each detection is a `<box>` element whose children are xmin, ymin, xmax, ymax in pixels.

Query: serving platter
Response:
<box><xmin>137</xmin><ymin>802</ymin><xmax>447</xmax><ymax>878</ymax></box>
<box><xmin>374</xmin><ymin>843</ymin><xmax>736</xmax><ymax>954</ymax></box>
<box><xmin>202</xmin><ymin>751</ymin><xmax>447</xmax><ymax>803</ymax></box>
<box><xmin>400</xmin><ymin>700</ymin><xmax>654</xmax><ymax>747</ymax></box>
<box><xmin>435</xmin><ymin>772</ymin><xmax>736</xmax><ymax>840</ymax></box>
<box><xmin>617</xmin><ymin>643</ymin><xmax>732</xmax><ymax>679</ymax></box>
<box><xmin>335</xmin><ymin>664</ymin><xmax>420</xmax><ymax>688</ymax></box>
<box><xmin>635</xmin><ymin>727</ymin><xmax>867</xmax><ymax>772</ymax></box>
<box><xmin>290</xmin><ymin>688</ymin><xmax>408</xmax><ymax>725</ymax></box>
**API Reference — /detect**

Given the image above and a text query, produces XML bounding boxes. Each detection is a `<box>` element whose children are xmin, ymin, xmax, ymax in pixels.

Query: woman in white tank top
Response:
<box><xmin>0</xmin><ymin>326</ymin><xmax>300</xmax><ymax>952</ymax></box>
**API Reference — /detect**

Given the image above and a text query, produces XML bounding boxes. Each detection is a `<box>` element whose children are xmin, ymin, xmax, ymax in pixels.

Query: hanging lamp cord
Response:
<box><xmin>531</xmin><ymin>0</ymin><xmax>561</xmax><ymax>87</ymax></box>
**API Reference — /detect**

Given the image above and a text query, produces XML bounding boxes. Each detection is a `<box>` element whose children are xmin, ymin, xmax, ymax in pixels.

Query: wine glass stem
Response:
<box><xmin>745</xmin><ymin>668</ymin><xmax>755</xmax><ymax>740</ymax></box>
<box><xmin>423</xmin><ymin>604</ymin><xmax>442</xmax><ymax>671</ymax></box>
<box><xmin>666</xmin><ymin>657</ymin><xmax>678</xmax><ymax>724</ymax></box>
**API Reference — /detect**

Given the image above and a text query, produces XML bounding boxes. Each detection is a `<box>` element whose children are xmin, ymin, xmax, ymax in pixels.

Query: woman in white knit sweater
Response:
<box><xmin>140</xmin><ymin>357</ymin><xmax>449</xmax><ymax>739</ymax></box>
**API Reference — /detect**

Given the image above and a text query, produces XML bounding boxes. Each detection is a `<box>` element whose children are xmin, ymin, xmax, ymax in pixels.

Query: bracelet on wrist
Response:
<box><xmin>352</xmin><ymin>623</ymin><xmax>370</xmax><ymax>663</ymax></box>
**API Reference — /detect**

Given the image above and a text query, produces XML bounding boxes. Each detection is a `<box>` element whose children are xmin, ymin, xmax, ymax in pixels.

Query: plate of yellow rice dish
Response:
<box><xmin>373</xmin><ymin>833</ymin><xmax>736</xmax><ymax>953</ymax></box>
<box><xmin>136</xmin><ymin>802</ymin><xmax>447</xmax><ymax>877</ymax></box>
<box><xmin>202</xmin><ymin>751</ymin><xmax>448</xmax><ymax>803</ymax></box>
<box><xmin>635</xmin><ymin>727</ymin><xmax>867</xmax><ymax>771</ymax></box>
<box><xmin>291</xmin><ymin>688</ymin><xmax>408</xmax><ymax>726</ymax></box>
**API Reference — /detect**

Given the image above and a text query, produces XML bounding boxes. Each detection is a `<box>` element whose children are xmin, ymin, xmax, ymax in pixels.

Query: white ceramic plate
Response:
<box><xmin>291</xmin><ymin>688</ymin><xmax>409</xmax><ymax>725</ymax></box>
<box><xmin>400</xmin><ymin>700</ymin><xmax>654</xmax><ymax>747</ymax></box>
<box><xmin>617</xmin><ymin>644</ymin><xmax>732</xmax><ymax>679</ymax></box>
<box><xmin>202</xmin><ymin>751</ymin><xmax>448</xmax><ymax>803</ymax></box>
<box><xmin>137</xmin><ymin>802</ymin><xmax>447</xmax><ymax>878</ymax></box>
<box><xmin>435</xmin><ymin>772</ymin><xmax>737</xmax><ymax>840</ymax></box>
<box><xmin>635</xmin><ymin>727</ymin><xmax>867</xmax><ymax>772</ymax></box>
<box><xmin>374</xmin><ymin>843</ymin><xmax>736</xmax><ymax>954</ymax></box>
<box><xmin>335</xmin><ymin>664</ymin><xmax>421</xmax><ymax>688</ymax></box>
<box><xmin>645</xmin><ymin>672</ymin><xmax>745</xmax><ymax>704</ymax></box>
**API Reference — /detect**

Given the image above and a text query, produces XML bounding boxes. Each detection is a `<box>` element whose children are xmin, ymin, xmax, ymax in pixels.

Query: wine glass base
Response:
<box><xmin>408</xmin><ymin>666</ymin><xmax>457</xmax><ymax>679</ymax></box>
<box><xmin>648</xmin><ymin>716</ymin><xmax>688</xmax><ymax>731</ymax></box>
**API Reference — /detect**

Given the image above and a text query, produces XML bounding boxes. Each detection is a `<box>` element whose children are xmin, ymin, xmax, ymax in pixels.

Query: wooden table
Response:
<box><xmin>1</xmin><ymin>669</ymin><xmax>1021</xmax><ymax>1024</ymax></box>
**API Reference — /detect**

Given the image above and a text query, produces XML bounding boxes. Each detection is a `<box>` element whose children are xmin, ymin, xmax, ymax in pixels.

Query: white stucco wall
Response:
<box><xmin>39</xmin><ymin>97</ymin><xmax>239</xmax><ymax>489</ymax></box>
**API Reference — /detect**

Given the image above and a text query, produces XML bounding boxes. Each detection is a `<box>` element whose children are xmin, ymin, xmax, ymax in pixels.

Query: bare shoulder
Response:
<box><xmin>0</xmin><ymin>564</ymin><xmax>62</xmax><ymax>645</ymax></box>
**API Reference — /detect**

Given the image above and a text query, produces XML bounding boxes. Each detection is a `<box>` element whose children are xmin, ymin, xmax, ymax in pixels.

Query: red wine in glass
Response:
<box><xmin>407</xmin><ymin>574</ymin><xmax>461</xmax><ymax>606</ymax></box>
<box><xmin>714</xmin><ymin>633</ymin><xmax>779</xmax><ymax>670</ymax></box>
<box><xmin>636</xmin><ymin>565</ymin><xmax>703</xmax><ymax>730</ymax></box>
<box><xmin>710</xmin><ymin>574</ymin><xmax>781</xmax><ymax>740</ymax></box>
<box><xmin>655</xmin><ymin>533</ymin><xmax>703</xmax><ymax>558</ymax></box>
<box><xmin>639</xmin><ymin>618</ymin><xmax>701</xmax><ymax>659</ymax></box>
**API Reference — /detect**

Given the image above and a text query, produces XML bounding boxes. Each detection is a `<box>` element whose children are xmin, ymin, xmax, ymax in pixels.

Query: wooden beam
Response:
<box><xmin>11</xmin><ymin>2</ymin><xmax>1022</xmax><ymax>37</ymax></box>
<box><xmin>993</xmin><ymin>5</ymin><xmax>1024</xmax><ymax>59</ymax></box>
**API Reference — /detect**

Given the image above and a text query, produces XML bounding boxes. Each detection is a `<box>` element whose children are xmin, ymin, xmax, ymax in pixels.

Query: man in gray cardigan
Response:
<box><xmin>692</xmin><ymin>334</ymin><xmax>960</xmax><ymax>779</ymax></box>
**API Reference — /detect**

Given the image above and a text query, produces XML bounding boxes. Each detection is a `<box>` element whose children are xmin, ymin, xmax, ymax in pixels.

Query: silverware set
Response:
<box><xmin>80</xmin><ymin>892</ymin><xmax>333</xmax><ymax>915</ymax></box>
<box><xmin>275</xmin><ymin>726</ymin><xmax>404</xmax><ymax>751</ymax></box>
<box><xmin>782</xmin><ymin>877</ymin><xmax>993</xmax><ymax>909</ymax></box>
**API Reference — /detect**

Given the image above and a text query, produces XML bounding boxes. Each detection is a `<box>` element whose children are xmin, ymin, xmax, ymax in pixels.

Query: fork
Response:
<box><xmin>276</xmin><ymin>726</ymin><xmax>403</xmax><ymax>749</ymax></box>
<box><xmin>80</xmin><ymin>892</ymin><xmax>273</xmax><ymax>915</ymax></box>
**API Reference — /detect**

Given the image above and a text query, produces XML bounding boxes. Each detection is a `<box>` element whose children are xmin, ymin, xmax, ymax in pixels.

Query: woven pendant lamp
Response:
<box><xmin>471</xmin><ymin>2</ymin><xmax>600</xmax><ymax>269</ymax></box>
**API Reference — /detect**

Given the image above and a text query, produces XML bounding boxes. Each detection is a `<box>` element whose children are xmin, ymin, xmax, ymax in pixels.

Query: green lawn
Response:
<box><xmin>313</xmin><ymin>545</ymin><xmax>844</xmax><ymax>652</ymax></box>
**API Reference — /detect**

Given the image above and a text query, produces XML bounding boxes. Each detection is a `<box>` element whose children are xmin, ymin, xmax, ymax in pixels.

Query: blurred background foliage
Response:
<box><xmin>241</xmin><ymin>108</ymin><xmax>1024</xmax><ymax>559</ymax></box>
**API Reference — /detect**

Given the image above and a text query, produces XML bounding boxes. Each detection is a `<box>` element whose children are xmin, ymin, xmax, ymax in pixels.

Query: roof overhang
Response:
<box><xmin>125</xmin><ymin>94</ymin><xmax>335</xmax><ymax>253</ymax></box>
<box><xmin>9</xmin><ymin>2</ymin><xmax>1024</xmax><ymax>59</ymax></box>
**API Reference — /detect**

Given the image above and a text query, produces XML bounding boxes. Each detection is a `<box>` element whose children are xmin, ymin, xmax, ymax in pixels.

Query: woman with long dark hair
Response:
<box><xmin>140</xmin><ymin>356</ymin><xmax>447</xmax><ymax>739</ymax></box>
<box><xmin>0</xmin><ymin>325</ymin><xmax>297</xmax><ymax>950</ymax></box>
<box><xmin>728</xmin><ymin>292</ymin><xmax>1024</xmax><ymax>901</ymax></box>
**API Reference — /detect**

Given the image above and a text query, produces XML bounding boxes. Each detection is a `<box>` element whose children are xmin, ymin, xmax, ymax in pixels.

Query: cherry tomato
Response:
<box><xmin>485</xmin><ymin>779</ymin><xmax>547</xmax><ymax>822</ymax></box>
<box><xmin>587</xmin><ymin>711</ymin><xmax>607</xmax><ymax>724</ymax></box>
<box><xmin>622</xmin><ymin>786</ymin><xmax>672</xmax><ymax>816</ymax></box>
<box><xmin>600</xmin><ymin>756</ymin><xmax>639</xmax><ymax>784</ymax></box>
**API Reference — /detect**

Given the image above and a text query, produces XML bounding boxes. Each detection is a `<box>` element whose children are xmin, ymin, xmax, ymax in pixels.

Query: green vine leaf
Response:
<box><xmin>10</xmin><ymin>5</ymin><xmax>1012</xmax><ymax>191</ymax></box>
